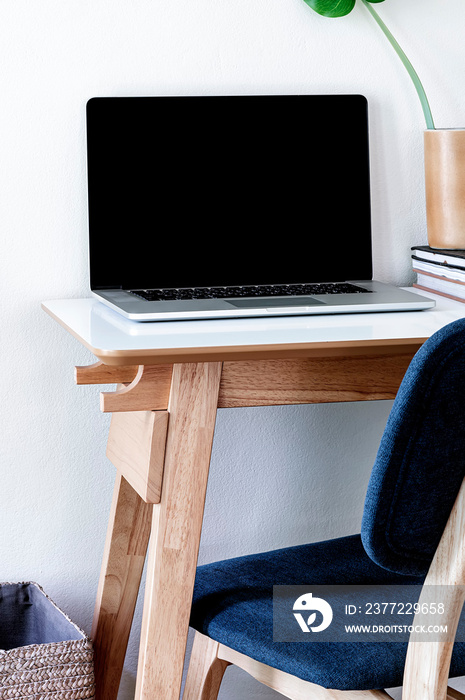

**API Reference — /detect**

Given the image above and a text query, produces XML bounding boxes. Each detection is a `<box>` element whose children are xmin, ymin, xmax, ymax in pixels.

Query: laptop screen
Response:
<box><xmin>86</xmin><ymin>95</ymin><xmax>373</xmax><ymax>291</ymax></box>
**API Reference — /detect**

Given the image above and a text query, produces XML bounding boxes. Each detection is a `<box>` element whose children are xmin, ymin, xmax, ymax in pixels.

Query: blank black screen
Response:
<box><xmin>86</xmin><ymin>95</ymin><xmax>373</xmax><ymax>290</ymax></box>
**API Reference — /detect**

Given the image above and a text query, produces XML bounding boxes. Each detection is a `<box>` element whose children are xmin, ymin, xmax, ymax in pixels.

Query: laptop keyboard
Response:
<box><xmin>130</xmin><ymin>282</ymin><xmax>371</xmax><ymax>301</ymax></box>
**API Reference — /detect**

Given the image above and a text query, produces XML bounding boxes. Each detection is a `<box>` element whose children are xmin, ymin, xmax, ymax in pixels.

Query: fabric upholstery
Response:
<box><xmin>191</xmin><ymin>534</ymin><xmax>465</xmax><ymax>690</ymax></box>
<box><xmin>362</xmin><ymin>317</ymin><xmax>465</xmax><ymax>575</ymax></box>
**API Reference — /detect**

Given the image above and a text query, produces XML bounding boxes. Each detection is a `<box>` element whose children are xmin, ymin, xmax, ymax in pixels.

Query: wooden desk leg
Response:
<box><xmin>135</xmin><ymin>362</ymin><xmax>223</xmax><ymax>700</ymax></box>
<box><xmin>92</xmin><ymin>473</ymin><xmax>153</xmax><ymax>700</ymax></box>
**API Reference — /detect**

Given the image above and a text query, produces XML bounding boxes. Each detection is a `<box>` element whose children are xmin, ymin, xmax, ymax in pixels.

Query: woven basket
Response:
<box><xmin>0</xmin><ymin>582</ymin><xmax>95</xmax><ymax>700</ymax></box>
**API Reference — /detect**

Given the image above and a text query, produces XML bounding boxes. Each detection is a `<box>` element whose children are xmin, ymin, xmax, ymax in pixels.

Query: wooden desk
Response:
<box><xmin>42</xmin><ymin>291</ymin><xmax>464</xmax><ymax>700</ymax></box>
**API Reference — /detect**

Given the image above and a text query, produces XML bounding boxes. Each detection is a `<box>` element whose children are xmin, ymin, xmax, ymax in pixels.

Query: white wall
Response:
<box><xmin>1</xmin><ymin>1</ymin><xmax>465</xmax><ymax>698</ymax></box>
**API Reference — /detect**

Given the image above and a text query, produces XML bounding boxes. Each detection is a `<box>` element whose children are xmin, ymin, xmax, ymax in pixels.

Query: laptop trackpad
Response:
<box><xmin>229</xmin><ymin>297</ymin><xmax>325</xmax><ymax>309</ymax></box>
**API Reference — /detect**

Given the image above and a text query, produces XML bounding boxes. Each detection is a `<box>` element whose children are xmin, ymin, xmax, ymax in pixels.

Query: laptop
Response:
<box><xmin>86</xmin><ymin>94</ymin><xmax>435</xmax><ymax>321</ymax></box>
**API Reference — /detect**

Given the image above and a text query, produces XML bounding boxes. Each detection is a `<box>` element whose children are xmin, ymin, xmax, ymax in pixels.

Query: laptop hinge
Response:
<box><xmin>93</xmin><ymin>285</ymin><xmax>123</xmax><ymax>290</ymax></box>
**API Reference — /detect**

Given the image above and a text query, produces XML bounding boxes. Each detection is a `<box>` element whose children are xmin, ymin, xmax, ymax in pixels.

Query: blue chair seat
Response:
<box><xmin>190</xmin><ymin>533</ymin><xmax>465</xmax><ymax>690</ymax></box>
<box><xmin>189</xmin><ymin>321</ymin><xmax>465</xmax><ymax>694</ymax></box>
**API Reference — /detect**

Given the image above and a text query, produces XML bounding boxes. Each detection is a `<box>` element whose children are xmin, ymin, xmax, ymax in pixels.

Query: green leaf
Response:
<box><xmin>303</xmin><ymin>0</ymin><xmax>356</xmax><ymax>18</ymax></box>
<box><xmin>365</xmin><ymin>0</ymin><xmax>386</xmax><ymax>3</ymax></box>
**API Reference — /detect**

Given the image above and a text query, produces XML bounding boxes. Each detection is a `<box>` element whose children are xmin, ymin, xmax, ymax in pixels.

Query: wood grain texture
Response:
<box><xmin>92</xmin><ymin>474</ymin><xmax>153</xmax><ymax>700</ymax></box>
<box><xmin>218</xmin><ymin>354</ymin><xmax>412</xmax><ymax>407</ymax></box>
<box><xmin>100</xmin><ymin>364</ymin><xmax>173</xmax><ymax>412</ymax></box>
<box><xmin>403</xmin><ymin>477</ymin><xmax>465</xmax><ymax>700</ymax></box>
<box><xmin>447</xmin><ymin>688</ymin><xmax>465</xmax><ymax>700</ymax></box>
<box><xmin>134</xmin><ymin>362</ymin><xmax>222</xmax><ymax>700</ymax></box>
<box><xmin>75</xmin><ymin>361</ymin><xmax>139</xmax><ymax>385</ymax></box>
<box><xmin>106</xmin><ymin>410</ymin><xmax>169</xmax><ymax>503</ymax></box>
<box><xmin>183</xmin><ymin>632</ymin><xmax>230</xmax><ymax>700</ymax></box>
<box><xmin>217</xmin><ymin>641</ymin><xmax>392</xmax><ymax>700</ymax></box>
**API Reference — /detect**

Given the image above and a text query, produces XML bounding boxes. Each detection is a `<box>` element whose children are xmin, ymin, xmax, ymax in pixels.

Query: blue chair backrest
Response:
<box><xmin>361</xmin><ymin>317</ymin><xmax>465</xmax><ymax>576</ymax></box>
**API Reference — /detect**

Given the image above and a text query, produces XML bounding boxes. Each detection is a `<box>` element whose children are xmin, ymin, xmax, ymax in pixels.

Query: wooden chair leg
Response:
<box><xmin>183</xmin><ymin>632</ymin><xmax>230</xmax><ymax>700</ymax></box>
<box><xmin>217</xmin><ymin>642</ymin><xmax>392</xmax><ymax>700</ymax></box>
<box><xmin>403</xmin><ymin>476</ymin><xmax>465</xmax><ymax>700</ymax></box>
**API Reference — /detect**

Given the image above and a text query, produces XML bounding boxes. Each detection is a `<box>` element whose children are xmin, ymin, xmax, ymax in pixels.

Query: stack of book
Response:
<box><xmin>412</xmin><ymin>245</ymin><xmax>465</xmax><ymax>303</ymax></box>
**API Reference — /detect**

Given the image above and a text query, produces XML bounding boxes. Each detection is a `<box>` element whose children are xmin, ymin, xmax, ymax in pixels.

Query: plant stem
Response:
<box><xmin>360</xmin><ymin>0</ymin><xmax>435</xmax><ymax>129</ymax></box>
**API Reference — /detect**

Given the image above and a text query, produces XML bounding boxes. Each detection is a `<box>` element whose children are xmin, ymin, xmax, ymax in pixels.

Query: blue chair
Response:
<box><xmin>184</xmin><ymin>318</ymin><xmax>465</xmax><ymax>700</ymax></box>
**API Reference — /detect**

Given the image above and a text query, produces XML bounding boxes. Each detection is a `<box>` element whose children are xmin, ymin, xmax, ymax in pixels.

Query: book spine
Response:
<box><xmin>412</xmin><ymin>256</ymin><xmax>465</xmax><ymax>275</ymax></box>
<box><xmin>411</xmin><ymin>247</ymin><xmax>465</xmax><ymax>268</ymax></box>
<box><xmin>413</xmin><ymin>283</ymin><xmax>465</xmax><ymax>305</ymax></box>
<box><xmin>413</xmin><ymin>269</ymin><xmax>465</xmax><ymax>299</ymax></box>
<box><xmin>412</xmin><ymin>265</ymin><xmax>465</xmax><ymax>284</ymax></box>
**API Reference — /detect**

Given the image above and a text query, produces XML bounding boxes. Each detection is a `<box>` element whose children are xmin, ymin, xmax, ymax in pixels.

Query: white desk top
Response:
<box><xmin>42</xmin><ymin>290</ymin><xmax>465</xmax><ymax>365</ymax></box>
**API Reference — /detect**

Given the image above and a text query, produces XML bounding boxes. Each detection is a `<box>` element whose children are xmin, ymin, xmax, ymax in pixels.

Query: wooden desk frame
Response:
<box><xmin>74</xmin><ymin>344</ymin><xmax>424</xmax><ymax>700</ymax></box>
